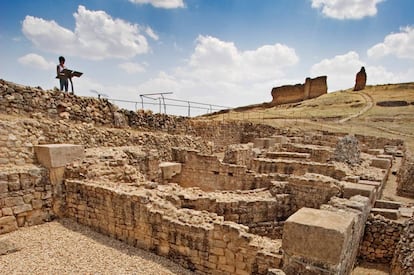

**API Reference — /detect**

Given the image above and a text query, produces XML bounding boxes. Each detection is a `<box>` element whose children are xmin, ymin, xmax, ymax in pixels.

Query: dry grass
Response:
<box><xmin>207</xmin><ymin>82</ymin><xmax>414</xmax><ymax>151</ymax></box>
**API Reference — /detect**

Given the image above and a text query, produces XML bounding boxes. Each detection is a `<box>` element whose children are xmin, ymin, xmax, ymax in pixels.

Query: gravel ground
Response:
<box><xmin>0</xmin><ymin>219</ymin><xmax>194</xmax><ymax>275</ymax></box>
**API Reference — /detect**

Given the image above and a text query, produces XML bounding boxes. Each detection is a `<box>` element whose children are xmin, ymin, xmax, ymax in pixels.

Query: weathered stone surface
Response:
<box><xmin>353</xmin><ymin>67</ymin><xmax>367</xmax><ymax>91</ymax></box>
<box><xmin>282</xmin><ymin>207</ymin><xmax>355</xmax><ymax>265</ymax></box>
<box><xmin>34</xmin><ymin>144</ymin><xmax>84</xmax><ymax>168</ymax></box>
<box><xmin>0</xmin><ymin>216</ymin><xmax>18</xmax><ymax>234</ymax></box>
<box><xmin>271</xmin><ymin>76</ymin><xmax>327</xmax><ymax>106</ymax></box>
<box><xmin>333</xmin><ymin>134</ymin><xmax>361</xmax><ymax>165</ymax></box>
<box><xmin>159</xmin><ymin>162</ymin><xmax>182</xmax><ymax>180</ymax></box>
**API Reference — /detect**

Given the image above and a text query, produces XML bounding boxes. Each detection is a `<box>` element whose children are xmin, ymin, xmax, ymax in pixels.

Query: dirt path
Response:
<box><xmin>338</xmin><ymin>91</ymin><xmax>374</xmax><ymax>123</ymax></box>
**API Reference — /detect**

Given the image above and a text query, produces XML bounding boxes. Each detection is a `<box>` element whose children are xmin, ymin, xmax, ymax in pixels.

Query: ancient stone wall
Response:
<box><xmin>171</xmin><ymin>148</ymin><xmax>259</xmax><ymax>191</ymax></box>
<box><xmin>391</xmin><ymin>217</ymin><xmax>414</xmax><ymax>275</ymax></box>
<box><xmin>248</xmin><ymin>221</ymin><xmax>284</xmax><ymax>239</ymax></box>
<box><xmin>178</xmin><ymin>191</ymin><xmax>292</xmax><ymax>225</ymax></box>
<box><xmin>0</xmin><ymin>118</ymin><xmax>211</xmax><ymax>166</ymax></box>
<box><xmin>359</xmin><ymin>214</ymin><xmax>404</xmax><ymax>263</ymax></box>
<box><xmin>0</xmin><ymin>166</ymin><xmax>53</xmax><ymax>234</ymax></box>
<box><xmin>251</xmin><ymin>158</ymin><xmax>347</xmax><ymax>180</ymax></box>
<box><xmin>64</xmin><ymin>180</ymin><xmax>284</xmax><ymax>274</ymax></box>
<box><xmin>271</xmin><ymin>76</ymin><xmax>327</xmax><ymax>106</ymax></box>
<box><xmin>397</xmin><ymin>149</ymin><xmax>414</xmax><ymax>198</ymax></box>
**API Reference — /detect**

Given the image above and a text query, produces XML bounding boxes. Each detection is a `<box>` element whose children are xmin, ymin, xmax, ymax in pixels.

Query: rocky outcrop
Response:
<box><xmin>271</xmin><ymin>76</ymin><xmax>327</xmax><ymax>106</ymax></box>
<box><xmin>354</xmin><ymin>67</ymin><xmax>367</xmax><ymax>91</ymax></box>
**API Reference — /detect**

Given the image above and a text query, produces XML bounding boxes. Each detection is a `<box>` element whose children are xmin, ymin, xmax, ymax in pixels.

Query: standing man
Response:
<box><xmin>57</xmin><ymin>56</ymin><xmax>69</xmax><ymax>92</ymax></box>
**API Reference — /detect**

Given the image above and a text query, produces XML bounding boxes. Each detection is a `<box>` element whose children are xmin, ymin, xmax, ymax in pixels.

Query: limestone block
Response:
<box><xmin>12</xmin><ymin>204</ymin><xmax>33</xmax><ymax>215</ymax></box>
<box><xmin>254</xmin><ymin>138</ymin><xmax>274</xmax><ymax>149</ymax></box>
<box><xmin>358</xmin><ymin>180</ymin><xmax>382</xmax><ymax>192</ymax></box>
<box><xmin>267</xmin><ymin>269</ymin><xmax>286</xmax><ymax>275</ymax></box>
<box><xmin>374</xmin><ymin>200</ymin><xmax>402</xmax><ymax>210</ymax></box>
<box><xmin>271</xmin><ymin>135</ymin><xmax>288</xmax><ymax>144</ymax></box>
<box><xmin>371</xmin><ymin>208</ymin><xmax>401</xmax><ymax>220</ymax></box>
<box><xmin>282</xmin><ymin>207</ymin><xmax>355</xmax><ymax>265</ymax></box>
<box><xmin>342</xmin><ymin>182</ymin><xmax>375</xmax><ymax>204</ymax></box>
<box><xmin>0</xmin><ymin>216</ymin><xmax>18</xmax><ymax>234</ymax></box>
<box><xmin>367</xmin><ymin>149</ymin><xmax>384</xmax><ymax>156</ymax></box>
<box><xmin>159</xmin><ymin>162</ymin><xmax>182</xmax><ymax>180</ymax></box>
<box><xmin>34</xmin><ymin>144</ymin><xmax>84</xmax><ymax>168</ymax></box>
<box><xmin>370</xmin><ymin>158</ymin><xmax>391</xmax><ymax>169</ymax></box>
<box><xmin>4</xmin><ymin>197</ymin><xmax>24</xmax><ymax>207</ymax></box>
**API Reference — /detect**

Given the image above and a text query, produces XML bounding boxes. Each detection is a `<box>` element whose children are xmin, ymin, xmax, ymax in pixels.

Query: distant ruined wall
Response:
<box><xmin>271</xmin><ymin>76</ymin><xmax>327</xmax><ymax>106</ymax></box>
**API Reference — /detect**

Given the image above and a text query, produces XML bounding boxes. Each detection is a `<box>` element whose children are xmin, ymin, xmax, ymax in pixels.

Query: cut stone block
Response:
<box><xmin>266</xmin><ymin>152</ymin><xmax>310</xmax><ymax>160</ymax></box>
<box><xmin>271</xmin><ymin>135</ymin><xmax>288</xmax><ymax>144</ymax></box>
<box><xmin>34</xmin><ymin>144</ymin><xmax>84</xmax><ymax>168</ymax></box>
<box><xmin>159</xmin><ymin>162</ymin><xmax>182</xmax><ymax>180</ymax></box>
<box><xmin>282</xmin><ymin>207</ymin><xmax>355</xmax><ymax>265</ymax></box>
<box><xmin>342</xmin><ymin>182</ymin><xmax>376</xmax><ymax>204</ymax></box>
<box><xmin>367</xmin><ymin>149</ymin><xmax>383</xmax><ymax>156</ymax></box>
<box><xmin>0</xmin><ymin>216</ymin><xmax>18</xmax><ymax>234</ymax></box>
<box><xmin>371</xmin><ymin>208</ymin><xmax>401</xmax><ymax>220</ymax></box>
<box><xmin>370</xmin><ymin>158</ymin><xmax>391</xmax><ymax>169</ymax></box>
<box><xmin>374</xmin><ymin>199</ymin><xmax>402</xmax><ymax>209</ymax></box>
<box><xmin>358</xmin><ymin>180</ymin><xmax>382</xmax><ymax>192</ymax></box>
<box><xmin>253</xmin><ymin>138</ymin><xmax>275</xmax><ymax>149</ymax></box>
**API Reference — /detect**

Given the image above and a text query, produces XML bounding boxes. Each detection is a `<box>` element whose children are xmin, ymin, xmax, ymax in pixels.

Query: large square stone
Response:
<box><xmin>282</xmin><ymin>207</ymin><xmax>355</xmax><ymax>265</ymax></box>
<box><xmin>34</xmin><ymin>144</ymin><xmax>84</xmax><ymax>168</ymax></box>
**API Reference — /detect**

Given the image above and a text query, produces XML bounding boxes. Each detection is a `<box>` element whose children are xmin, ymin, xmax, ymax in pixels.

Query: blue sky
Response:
<box><xmin>1</xmin><ymin>0</ymin><xmax>413</xmax><ymax>115</ymax></box>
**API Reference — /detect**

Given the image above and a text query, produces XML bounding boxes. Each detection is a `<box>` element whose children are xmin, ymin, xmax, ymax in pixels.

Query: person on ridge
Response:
<box><xmin>353</xmin><ymin>66</ymin><xmax>367</xmax><ymax>91</ymax></box>
<box><xmin>57</xmin><ymin>56</ymin><xmax>69</xmax><ymax>92</ymax></box>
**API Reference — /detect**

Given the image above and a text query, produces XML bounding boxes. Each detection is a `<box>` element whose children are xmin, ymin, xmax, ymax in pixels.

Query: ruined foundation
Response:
<box><xmin>1</xmin><ymin>79</ymin><xmax>413</xmax><ymax>274</ymax></box>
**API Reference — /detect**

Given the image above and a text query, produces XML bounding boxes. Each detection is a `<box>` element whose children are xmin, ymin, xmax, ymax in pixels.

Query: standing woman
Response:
<box><xmin>57</xmin><ymin>56</ymin><xmax>68</xmax><ymax>92</ymax></box>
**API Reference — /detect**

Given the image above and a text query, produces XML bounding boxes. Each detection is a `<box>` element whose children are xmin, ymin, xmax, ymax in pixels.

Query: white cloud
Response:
<box><xmin>183</xmin><ymin>35</ymin><xmax>298</xmax><ymax>83</ymax></box>
<box><xmin>118</xmin><ymin>62</ymin><xmax>146</xmax><ymax>74</ymax></box>
<box><xmin>129</xmin><ymin>0</ymin><xmax>185</xmax><ymax>9</ymax></box>
<box><xmin>311</xmin><ymin>51</ymin><xmax>365</xmax><ymax>91</ymax></box>
<box><xmin>367</xmin><ymin>26</ymin><xmax>414</xmax><ymax>60</ymax></box>
<box><xmin>310</xmin><ymin>51</ymin><xmax>411</xmax><ymax>91</ymax></box>
<box><xmin>135</xmin><ymin>36</ymin><xmax>299</xmax><ymax>108</ymax></box>
<box><xmin>311</xmin><ymin>0</ymin><xmax>384</xmax><ymax>20</ymax></box>
<box><xmin>145</xmin><ymin>27</ymin><xmax>159</xmax><ymax>40</ymax></box>
<box><xmin>18</xmin><ymin>53</ymin><xmax>55</xmax><ymax>70</ymax></box>
<box><xmin>22</xmin><ymin>5</ymin><xmax>150</xmax><ymax>60</ymax></box>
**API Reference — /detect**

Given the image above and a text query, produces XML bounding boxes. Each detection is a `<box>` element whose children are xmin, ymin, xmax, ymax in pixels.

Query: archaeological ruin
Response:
<box><xmin>271</xmin><ymin>76</ymin><xmax>327</xmax><ymax>106</ymax></box>
<box><xmin>1</xmin><ymin>79</ymin><xmax>413</xmax><ymax>274</ymax></box>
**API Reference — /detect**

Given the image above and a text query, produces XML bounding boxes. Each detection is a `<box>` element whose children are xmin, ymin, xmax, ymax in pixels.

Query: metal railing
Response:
<box><xmin>97</xmin><ymin>93</ymin><xmax>232</xmax><ymax>117</ymax></box>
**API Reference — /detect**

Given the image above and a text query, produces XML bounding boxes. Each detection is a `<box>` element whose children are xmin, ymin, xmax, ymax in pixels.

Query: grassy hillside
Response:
<box><xmin>204</xmin><ymin>82</ymin><xmax>414</xmax><ymax>151</ymax></box>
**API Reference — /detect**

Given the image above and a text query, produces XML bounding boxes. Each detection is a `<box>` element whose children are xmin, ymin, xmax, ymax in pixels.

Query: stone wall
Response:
<box><xmin>248</xmin><ymin>221</ymin><xmax>284</xmax><ymax>239</ymax></box>
<box><xmin>0</xmin><ymin>166</ymin><xmax>53</xmax><ymax>234</ymax></box>
<box><xmin>359</xmin><ymin>214</ymin><xmax>404</xmax><ymax>263</ymax></box>
<box><xmin>271</xmin><ymin>76</ymin><xmax>327</xmax><ymax>106</ymax></box>
<box><xmin>0</xmin><ymin>118</ymin><xmax>211</xmax><ymax>167</ymax></box>
<box><xmin>0</xmin><ymin>79</ymin><xmax>278</xmax><ymax>153</ymax></box>
<box><xmin>397</xmin><ymin>148</ymin><xmax>414</xmax><ymax>198</ymax></box>
<box><xmin>64</xmin><ymin>180</ymin><xmax>284</xmax><ymax>274</ymax></box>
<box><xmin>177</xmin><ymin>191</ymin><xmax>292</xmax><ymax>225</ymax></box>
<box><xmin>251</xmin><ymin>158</ymin><xmax>347</xmax><ymax>180</ymax></box>
<box><xmin>391</xmin><ymin>217</ymin><xmax>414</xmax><ymax>275</ymax></box>
<box><xmin>171</xmin><ymin>148</ymin><xmax>260</xmax><ymax>191</ymax></box>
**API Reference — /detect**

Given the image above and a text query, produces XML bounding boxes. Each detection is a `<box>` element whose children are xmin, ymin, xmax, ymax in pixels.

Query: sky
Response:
<box><xmin>1</xmin><ymin>0</ymin><xmax>413</xmax><ymax>115</ymax></box>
